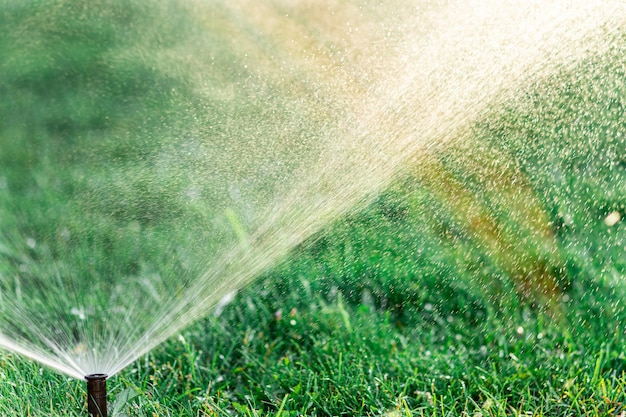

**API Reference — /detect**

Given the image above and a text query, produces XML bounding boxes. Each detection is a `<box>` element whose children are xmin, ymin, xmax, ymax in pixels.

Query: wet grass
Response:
<box><xmin>1</xmin><ymin>1</ymin><xmax>626</xmax><ymax>416</ymax></box>
<box><xmin>1</xmin><ymin>113</ymin><xmax>625</xmax><ymax>416</ymax></box>
<box><xmin>3</xmin><ymin>272</ymin><xmax>626</xmax><ymax>416</ymax></box>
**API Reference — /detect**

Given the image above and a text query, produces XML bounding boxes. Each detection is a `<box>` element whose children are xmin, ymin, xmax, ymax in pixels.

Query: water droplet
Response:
<box><xmin>70</xmin><ymin>308</ymin><xmax>86</xmax><ymax>320</ymax></box>
<box><xmin>604</xmin><ymin>211</ymin><xmax>621</xmax><ymax>226</ymax></box>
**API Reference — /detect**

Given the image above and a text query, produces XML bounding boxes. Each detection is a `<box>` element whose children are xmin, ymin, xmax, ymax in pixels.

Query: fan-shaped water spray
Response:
<box><xmin>0</xmin><ymin>0</ymin><xmax>625</xmax><ymax>392</ymax></box>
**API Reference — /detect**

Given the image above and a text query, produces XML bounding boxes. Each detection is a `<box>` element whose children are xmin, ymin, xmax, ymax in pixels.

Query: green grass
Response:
<box><xmin>1</xmin><ymin>0</ymin><xmax>625</xmax><ymax>416</ymax></box>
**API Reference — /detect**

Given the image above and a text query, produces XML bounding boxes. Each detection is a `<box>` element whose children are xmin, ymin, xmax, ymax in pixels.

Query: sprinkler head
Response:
<box><xmin>85</xmin><ymin>374</ymin><xmax>108</xmax><ymax>417</ymax></box>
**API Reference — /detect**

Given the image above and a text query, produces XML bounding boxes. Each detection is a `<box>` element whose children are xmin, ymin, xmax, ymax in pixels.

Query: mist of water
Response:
<box><xmin>1</xmin><ymin>0</ymin><xmax>625</xmax><ymax>379</ymax></box>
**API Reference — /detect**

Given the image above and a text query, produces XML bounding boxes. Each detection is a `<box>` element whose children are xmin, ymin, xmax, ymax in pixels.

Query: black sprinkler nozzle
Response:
<box><xmin>85</xmin><ymin>374</ymin><xmax>108</xmax><ymax>417</ymax></box>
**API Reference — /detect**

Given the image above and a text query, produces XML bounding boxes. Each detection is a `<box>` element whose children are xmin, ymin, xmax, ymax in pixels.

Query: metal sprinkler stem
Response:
<box><xmin>85</xmin><ymin>374</ymin><xmax>108</xmax><ymax>417</ymax></box>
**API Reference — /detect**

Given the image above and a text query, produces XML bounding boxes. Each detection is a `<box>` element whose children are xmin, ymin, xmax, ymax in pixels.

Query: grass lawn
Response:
<box><xmin>1</xmin><ymin>1</ymin><xmax>625</xmax><ymax>416</ymax></box>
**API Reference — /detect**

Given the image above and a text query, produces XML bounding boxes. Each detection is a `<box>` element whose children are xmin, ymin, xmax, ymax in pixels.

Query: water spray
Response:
<box><xmin>85</xmin><ymin>374</ymin><xmax>107</xmax><ymax>417</ymax></box>
<box><xmin>0</xmin><ymin>2</ymin><xmax>625</xmax><ymax>414</ymax></box>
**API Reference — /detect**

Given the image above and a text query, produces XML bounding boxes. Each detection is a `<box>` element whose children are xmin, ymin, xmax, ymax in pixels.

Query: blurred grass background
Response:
<box><xmin>1</xmin><ymin>0</ymin><xmax>625</xmax><ymax>415</ymax></box>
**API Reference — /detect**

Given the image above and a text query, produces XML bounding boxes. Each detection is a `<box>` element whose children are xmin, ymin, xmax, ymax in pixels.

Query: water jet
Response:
<box><xmin>85</xmin><ymin>374</ymin><xmax>108</xmax><ymax>417</ymax></box>
<box><xmin>0</xmin><ymin>0</ymin><xmax>625</xmax><ymax>413</ymax></box>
